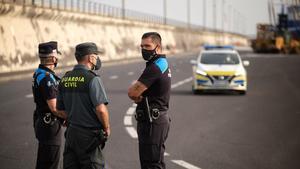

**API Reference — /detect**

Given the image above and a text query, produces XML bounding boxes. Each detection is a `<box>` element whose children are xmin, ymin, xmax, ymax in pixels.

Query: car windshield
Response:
<box><xmin>200</xmin><ymin>53</ymin><xmax>240</xmax><ymax>65</ymax></box>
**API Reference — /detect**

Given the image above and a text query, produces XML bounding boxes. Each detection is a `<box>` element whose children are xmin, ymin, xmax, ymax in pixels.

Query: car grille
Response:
<box><xmin>212</xmin><ymin>75</ymin><xmax>231</xmax><ymax>80</ymax></box>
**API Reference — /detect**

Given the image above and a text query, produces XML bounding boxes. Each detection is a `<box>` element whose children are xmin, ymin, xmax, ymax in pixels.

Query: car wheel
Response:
<box><xmin>193</xmin><ymin>88</ymin><xmax>203</xmax><ymax>95</ymax></box>
<box><xmin>239</xmin><ymin>90</ymin><xmax>246</xmax><ymax>95</ymax></box>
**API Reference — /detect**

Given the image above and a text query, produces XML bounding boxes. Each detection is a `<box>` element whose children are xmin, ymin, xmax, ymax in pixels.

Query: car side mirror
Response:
<box><xmin>190</xmin><ymin>59</ymin><xmax>197</xmax><ymax>65</ymax></box>
<box><xmin>243</xmin><ymin>60</ymin><xmax>250</xmax><ymax>67</ymax></box>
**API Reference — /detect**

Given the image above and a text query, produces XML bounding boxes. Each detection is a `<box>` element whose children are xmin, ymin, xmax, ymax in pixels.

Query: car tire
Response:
<box><xmin>239</xmin><ymin>90</ymin><xmax>247</xmax><ymax>95</ymax></box>
<box><xmin>192</xmin><ymin>87</ymin><xmax>203</xmax><ymax>95</ymax></box>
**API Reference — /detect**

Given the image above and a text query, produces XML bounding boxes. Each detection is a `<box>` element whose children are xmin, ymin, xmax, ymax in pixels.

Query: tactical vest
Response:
<box><xmin>60</xmin><ymin>69</ymin><xmax>95</xmax><ymax>93</ymax></box>
<box><xmin>60</xmin><ymin>69</ymin><xmax>102</xmax><ymax>128</ymax></box>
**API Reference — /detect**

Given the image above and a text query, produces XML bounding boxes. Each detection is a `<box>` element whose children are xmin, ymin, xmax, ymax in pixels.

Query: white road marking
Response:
<box><xmin>164</xmin><ymin>152</ymin><xmax>170</xmax><ymax>156</ymax></box>
<box><xmin>172</xmin><ymin>160</ymin><xmax>202</xmax><ymax>169</ymax></box>
<box><xmin>128</xmin><ymin>72</ymin><xmax>134</xmax><ymax>76</ymax></box>
<box><xmin>126</xmin><ymin>106</ymin><xmax>136</xmax><ymax>115</ymax></box>
<box><xmin>124</xmin><ymin>115</ymin><xmax>133</xmax><ymax>126</ymax></box>
<box><xmin>171</xmin><ymin>77</ymin><xmax>193</xmax><ymax>89</ymax></box>
<box><xmin>109</xmin><ymin>75</ymin><xmax>119</xmax><ymax>80</ymax></box>
<box><xmin>125</xmin><ymin>127</ymin><xmax>138</xmax><ymax>139</ymax></box>
<box><xmin>25</xmin><ymin>94</ymin><xmax>33</xmax><ymax>98</ymax></box>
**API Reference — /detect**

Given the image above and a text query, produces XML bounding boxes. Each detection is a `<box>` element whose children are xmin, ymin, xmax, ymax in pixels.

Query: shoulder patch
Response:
<box><xmin>36</xmin><ymin>73</ymin><xmax>46</xmax><ymax>85</ymax></box>
<box><xmin>154</xmin><ymin>58</ymin><xmax>168</xmax><ymax>73</ymax></box>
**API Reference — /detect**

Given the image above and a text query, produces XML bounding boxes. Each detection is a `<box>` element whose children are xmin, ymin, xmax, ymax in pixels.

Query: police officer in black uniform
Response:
<box><xmin>32</xmin><ymin>41</ymin><xmax>63</xmax><ymax>169</ymax></box>
<box><xmin>128</xmin><ymin>32</ymin><xmax>171</xmax><ymax>169</ymax></box>
<box><xmin>56</xmin><ymin>42</ymin><xmax>110</xmax><ymax>169</ymax></box>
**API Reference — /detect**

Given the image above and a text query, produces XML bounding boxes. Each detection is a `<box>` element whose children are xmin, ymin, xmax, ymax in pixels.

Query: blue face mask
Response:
<box><xmin>142</xmin><ymin>46</ymin><xmax>158</xmax><ymax>61</ymax></box>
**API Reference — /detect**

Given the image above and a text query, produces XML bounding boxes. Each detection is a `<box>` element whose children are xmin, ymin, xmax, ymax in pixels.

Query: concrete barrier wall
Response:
<box><xmin>0</xmin><ymin>3</ymin><xmax>249</xmax><ymax>73</ymax></box>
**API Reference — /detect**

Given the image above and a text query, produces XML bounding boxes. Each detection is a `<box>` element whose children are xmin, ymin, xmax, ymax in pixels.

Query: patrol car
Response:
<box><xmin>190</xmin><ymin>45</ymin><xmax>249</xmax><ymax>95</ymax></box>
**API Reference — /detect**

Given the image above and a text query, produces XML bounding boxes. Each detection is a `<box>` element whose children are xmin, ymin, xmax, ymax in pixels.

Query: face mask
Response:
<box><xmin>54</xmin><ymin>57</ymin><xmax>58</xmax><ymax>68</ymax></box>
<box><xmin>92</xmin><ymin>57</ymin><xmax>102</xmax><ymax>70</ymax></box>
<box><xmin>142</xmin><ymin>46</ymin><xmax>157</xmax><ymax>61</ymax></box>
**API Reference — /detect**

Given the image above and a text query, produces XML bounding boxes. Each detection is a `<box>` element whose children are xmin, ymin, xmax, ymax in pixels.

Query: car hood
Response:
<box><xmin>198</xmin><ymin>64</ymin><xmax>241</xmax><ymax>76</ymax></box>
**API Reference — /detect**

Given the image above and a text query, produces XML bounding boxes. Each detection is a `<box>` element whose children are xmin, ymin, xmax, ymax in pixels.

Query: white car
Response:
<box><xmin>190</xmin><ymin>46</ymin><xmax>249</xmax><ymax>95</ymax></box>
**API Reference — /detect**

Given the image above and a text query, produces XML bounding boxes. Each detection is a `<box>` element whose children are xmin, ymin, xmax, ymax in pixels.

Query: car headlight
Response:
<box><xmin>196</xmin><ymin>69</ymin><xmax>207</xmax><ymax>76</ymax></box>
<box><xmin>234</xmin><ymin>72</ymin><xmax>244</xmax><ymax>77</ymax></box>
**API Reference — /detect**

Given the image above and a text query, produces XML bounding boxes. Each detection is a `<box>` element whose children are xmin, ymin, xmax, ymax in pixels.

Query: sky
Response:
<box><xmin>92</xmin><ymin>0</ymin><xmax>272</xmax><ymax>36</ymax></box>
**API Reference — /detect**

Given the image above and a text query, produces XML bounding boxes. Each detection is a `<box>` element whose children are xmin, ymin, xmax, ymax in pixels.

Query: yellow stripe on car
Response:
<box><xmin>206</xmin><ymin>71</ymin><xmax>235</xmax><ymax>76</ymax></box>
<box><xmin>195</xmin><ymin>74</ymin><xmax>209</xmax><ymax>80</ymax></box>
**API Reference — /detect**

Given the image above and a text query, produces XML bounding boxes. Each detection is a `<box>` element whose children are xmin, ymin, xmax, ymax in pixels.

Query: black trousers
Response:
<box><xmin>63</xmin><ymin>126</ymin><xmax>105</xmax><ymax>169</ymax></box>
<box><xmin>137</xmin><ymin>114</ymin><xmax>170</xmax><ymax>169</ymax></box>
<box><xmin>36</xmin><ymin>143</ymin><xmax>60</xmax><ymax>169</ymax></box>
<box><xmin>34</xmin><ymin>115</ymin><xmax>62</xmax><ymax>169</ymax></box>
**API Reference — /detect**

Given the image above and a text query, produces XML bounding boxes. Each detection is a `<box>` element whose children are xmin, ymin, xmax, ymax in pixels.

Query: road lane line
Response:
<box><xmin>172</xmin><ymin>160</ymin><xmax>202</xmax><ymax>169</ymax></box>
<box><xmin>25</xmin><ymin>94</ymin><xmax>33</xmax><ymax>98</ymax></box>
<box><xmin>126</xmin><ymin>106</ymin><xmax>136</xmax><ymax>115</ymax></box>
<box><xmin>109</xmin><ymin>75</ymin><xmax>118</xmax><ymax>80</ymax></box>
<box><xmin>171</xmin><ymin>77</ymin><xmax>192</xmax><ymax>89</ymax></box>
<box><xmin>128</xmin><ymin>72</ymin><xmax>134</xmax><ymax>76</ymax></box>
<box><xmin>124</xmin><ymin>115</ymin><xmax>133</xmax><ymax>126</ymax></box>
<box><xmin>125</xmin><ymin>127</ymin><xmax>138</xmax><ymax>138</ymax></box>
<box><xmin>164</xmin><ymin>152</ymin><xmax>170</xmax><ymax>156</ymax></box>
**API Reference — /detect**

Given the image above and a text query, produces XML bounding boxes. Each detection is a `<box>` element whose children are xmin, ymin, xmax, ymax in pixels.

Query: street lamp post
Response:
<box><xmin>203</xmin><ymin>0</ymin><xmax>206</xmax><ymax>29</ymax></box>
<box><xmin>163</xmin><ymin>0</ymin><xmax>167</xmax><ymax>24</ymax></box>
<box><xmin>213</xmin><ymin>0</ymin><xmax>217</xmax><ymax>31</ymax></box>
<box><xmin>122</xmin><ymin>0</ymin><xmax>125</xmax><ymax>19</ymax></box>
<box><xmin>187</xmin><ymin>0</ymin><xmax>191</xmax><ymax>28</ymax></box>
<box><xmin>222</xmin><ymin>0</ymin><xmax>225</xmax><ymax>33</ymax></box>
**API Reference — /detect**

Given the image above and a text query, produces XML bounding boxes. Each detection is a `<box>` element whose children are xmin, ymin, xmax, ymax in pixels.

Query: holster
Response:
<box><xmin>86</xmin><ymin>129</ymin><xmax>107</xmax><ymax>153</ymax></box>
<box><xmin>135</xmin><ymin>108</ymin><xmax>162</xmax><ymax>122</ymax></box>
<box><xmin>135</xmin><ymin>109</ymin><xmax>148</xmax><ymax>122</ymax></box>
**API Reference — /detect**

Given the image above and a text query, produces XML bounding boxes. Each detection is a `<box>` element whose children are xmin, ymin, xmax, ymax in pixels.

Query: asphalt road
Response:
<box><xmin>0</xmin><ymin>52</ymin><xmax>300</xmax><ymax>169</ymax></box>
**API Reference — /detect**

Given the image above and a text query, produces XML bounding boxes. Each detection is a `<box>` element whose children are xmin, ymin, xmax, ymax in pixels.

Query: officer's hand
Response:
<box><xmin>134</xmin><ymin>96</ymin><xmax>143</xmax><ymax>103</ymax></box>
<box><xmin>104</xmin><ymin>127</ymin><xmax>111</xmax><ymax>137</ymax></box>
<box><xmin>62</xmin><ymin>120</ymin><xmax>68</xmax><ymax>127</ymax></box>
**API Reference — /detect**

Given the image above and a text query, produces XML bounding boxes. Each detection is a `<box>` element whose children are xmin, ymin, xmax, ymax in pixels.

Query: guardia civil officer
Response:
<box><xmin>128</xmin><ymin>32</ymin><xmax>171</xmax><ymax>169</ymax></box>
<box><xmin>32</xmin><ymin>41</ymin><xmax>63</xmax><ymax>169</ymax></box>
<box><xmin>56</xmin><ymin>42</ymin><xmax>110</xmax><ymax>169</ymax></box>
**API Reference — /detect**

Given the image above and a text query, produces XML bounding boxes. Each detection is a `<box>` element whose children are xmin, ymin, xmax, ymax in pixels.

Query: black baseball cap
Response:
<box><xmin>38</xmin><ymin>41</ymin><xmax>61</xmax><ymax>57</ymax></box>
<box><xmin>75</xmin><ymin>42</ymin><xmax>102</xmax><ymax>59</ymax></box>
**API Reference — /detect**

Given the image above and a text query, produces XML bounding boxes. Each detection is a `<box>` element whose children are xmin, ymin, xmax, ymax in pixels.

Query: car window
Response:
<box><xmin>200</xmin><ymin>53</ymin><xmax>240</xmax><ymax>65</ymax></box>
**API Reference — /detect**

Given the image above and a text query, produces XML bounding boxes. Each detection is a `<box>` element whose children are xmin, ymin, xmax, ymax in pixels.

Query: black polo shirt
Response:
<box><xmin>137</xmin><ymin>55</ymin><xmax>171</xmax><ymax>111</ymax></box>
<box><xmin>33</xmin><ymin>64</ymin><xmax>60</xmax><ymax>113</ymax></box>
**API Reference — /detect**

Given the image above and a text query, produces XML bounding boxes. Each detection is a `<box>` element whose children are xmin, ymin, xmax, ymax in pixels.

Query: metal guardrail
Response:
<box><xmin>1</xmin><ymin>0</ymin><xmax>246</xmax><ymax>36</ymax></box>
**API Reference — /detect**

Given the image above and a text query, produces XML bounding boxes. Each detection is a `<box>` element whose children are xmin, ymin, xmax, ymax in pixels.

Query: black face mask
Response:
<box><xmin>142</xmin><ymin>46</ymin><xmax>158</xmax><ymax>61</ymax></box>
<box><xmin>92</xmin><ymin>57</ymin><xmax>102</xmax><ymax>70</ymax></box>
<box><xmin>54</xmin><ymin>57</ymin><xmax>58</xmax><ymax>68</ymax></box>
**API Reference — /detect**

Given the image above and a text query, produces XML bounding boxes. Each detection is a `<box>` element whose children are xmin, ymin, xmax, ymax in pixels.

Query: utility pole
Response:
<box><xmin>122</xmin><ymin>0</ymin><xmax>125</xmax><ymax>19</ymax></box>
<box><xmin>187</xmin><ymin>0</ymin><xmax>191</xmax><ymax>28</ymax></box>
<box><xmin>163</xmin><ymin>0</ymin><xmax>167</xmax><ymax>24</ymax></box>
<box><xmin>213</xmin><ymin>0</ymin><xmax>217</xmax><ymax>31</ymax></box>
<box><xmin>228</xmin><ymin>4</ymin><xmax>232</xmax><ymax>32</ymax></box>
<box><xmin>222</xmin><ymin>0</ymin><xmax>225</xmax><ymax>32</ymax></box>
<box><xmin>203</xmin><ymin>0</ymin><xmax>206</xmax><ymax>29</ymax></box>
<box><xmin>222</xmin><ymin>0</ymin><xmax>225</xmax><ymax>44</ymax></box>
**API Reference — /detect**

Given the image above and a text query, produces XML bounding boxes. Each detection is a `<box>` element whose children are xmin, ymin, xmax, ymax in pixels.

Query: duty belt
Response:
<box><xmin>35</xmin><ymin>110</ymin><xmax>58</xmax><ymax>126</ymax></box>
<box><xmin>135</xmin><ymin>109</ymin><xmax>167</xmax><ymax>121</ymax></box>
<box><xmin>43</xmin><ymin>113</ymin><xmax>58</xmax><ymax>125</ymax></box>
